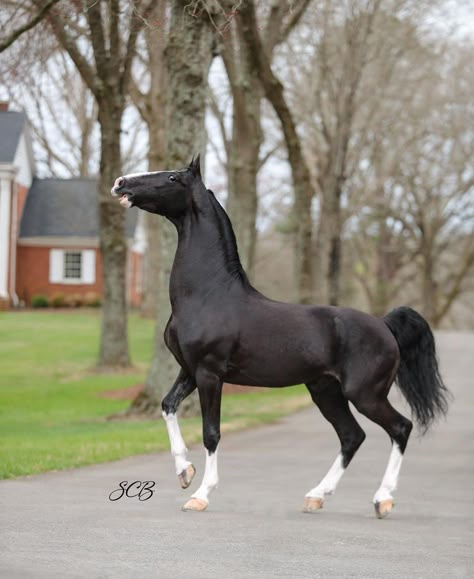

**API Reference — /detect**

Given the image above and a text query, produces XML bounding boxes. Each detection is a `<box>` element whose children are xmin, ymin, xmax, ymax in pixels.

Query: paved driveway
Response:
<box><xmin>1</xmin><ymin>332</ymin><xmax>473</xmax><ymax>578</ymax></box>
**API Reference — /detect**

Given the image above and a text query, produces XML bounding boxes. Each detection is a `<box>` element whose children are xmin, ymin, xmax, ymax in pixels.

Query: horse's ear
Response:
<box><xmin>189</xmin><ymin>154</ymin><xmax>201</xmax><ymax>178</ymax></box>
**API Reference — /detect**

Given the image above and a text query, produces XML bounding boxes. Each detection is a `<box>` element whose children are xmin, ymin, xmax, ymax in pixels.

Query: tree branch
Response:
<box><xmin>45</xmin><ymin>4</ymin><xmax>101</xmax><ymax>97</ymax></box>
<box><xmin>0</xmin><ymin>0</ymin><xmax>61</xmax><ymax>53</ymax></box>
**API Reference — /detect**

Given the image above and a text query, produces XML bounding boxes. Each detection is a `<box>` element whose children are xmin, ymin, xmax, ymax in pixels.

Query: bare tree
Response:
<box><xmin>396</xmin><ymin>45</ymin><xmax>474</xmax><ymax>325</ymax></box>
<box><xmin>39</xmin><ymin>0</ymin><xmax>152</xmax><ymax>367</ymax></box>
<box><xmin>211</xmin><ymin>0</ymin><xmax>310</xmax><ymax>278</ymax></box>
<box><xmin>344</xmin><ymin>34</ymin><xmax>473</xmax><ymax>324</ymax></box>
<box><xmin>239</xmin><ymin>0</ymin><xmax>315</xmax><ymax>304</ymax></box>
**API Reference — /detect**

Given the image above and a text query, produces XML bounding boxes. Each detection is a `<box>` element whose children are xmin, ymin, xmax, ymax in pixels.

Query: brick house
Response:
<box><xmin>0</xmin><ymin>104</ymin><xmax>145</xmax><ymax>308</ymax></box>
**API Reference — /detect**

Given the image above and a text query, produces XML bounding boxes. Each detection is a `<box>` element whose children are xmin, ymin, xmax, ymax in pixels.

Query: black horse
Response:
<box><xmin>111</xmin><ymin>156</ymin><xmax>449</xmax><ymax>517</ymax></box>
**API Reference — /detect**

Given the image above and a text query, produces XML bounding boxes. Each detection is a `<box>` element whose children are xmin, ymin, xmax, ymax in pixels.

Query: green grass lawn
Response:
<box><xmin>0</xmin><ymin>310</ymin><xmax>309</xmax><ymax>479</ymax></box>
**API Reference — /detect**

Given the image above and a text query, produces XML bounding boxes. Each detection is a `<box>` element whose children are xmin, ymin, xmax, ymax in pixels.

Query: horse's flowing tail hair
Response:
<box><xmin>384</xmin><ymin>307</ymin><xmax>450</xmax><ymax>434</ymax></box>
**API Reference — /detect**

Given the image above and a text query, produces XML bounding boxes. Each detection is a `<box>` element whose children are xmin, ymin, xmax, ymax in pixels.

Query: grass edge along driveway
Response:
<box><xmin>0</xmin><ymin>311</ymin><xmax>309</xmax><ymax>479</ymax></box>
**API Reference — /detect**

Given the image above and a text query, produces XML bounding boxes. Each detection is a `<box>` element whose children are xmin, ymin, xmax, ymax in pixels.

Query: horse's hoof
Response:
<box><xmin>374</xmin><ymin>499</ymin><xmax>394</xmax><ymax>519</ymax></box>
<box><xmin>178</xmin><ymin>464</ymin><xmax>196</xmax><ymax>489</ymax></box>
<box><xmin>302</xmin><ymin>497</ymin><xmax>324</xmax><ymax>513</ymax></box>
<box><xmin>182</xmin><ymin>497</ymin><xmax>208</xmax><ymax>512</ymax></box>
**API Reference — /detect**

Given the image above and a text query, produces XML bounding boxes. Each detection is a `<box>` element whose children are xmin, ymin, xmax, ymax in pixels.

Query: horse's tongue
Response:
<box><xmin>120</xmin><ymin>195</ymin><xmax>130</xmax><ymax>207</ymax></box>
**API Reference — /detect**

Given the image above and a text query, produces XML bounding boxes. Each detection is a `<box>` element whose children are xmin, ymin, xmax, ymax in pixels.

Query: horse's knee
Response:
<box><xmin>162</xmin><ymin>394</ymin><xmax>177</xmax><ymax>415</ymax></box>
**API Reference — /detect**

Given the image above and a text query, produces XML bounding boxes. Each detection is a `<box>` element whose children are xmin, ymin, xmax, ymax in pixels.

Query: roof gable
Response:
<box><xmin>0</xmin><ymin>110</ymin><xmax>27</xmax><ymax>163</ymax></box>
<box><xmin>19</xmin><ymin>178</ymin><xmax>138</xmax><ymax>239</ymax></box>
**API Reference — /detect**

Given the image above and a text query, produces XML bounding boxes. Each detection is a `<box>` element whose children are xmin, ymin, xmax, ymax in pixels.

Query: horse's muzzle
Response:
<box><xmin>111</xmin><ymin>176</ymin><xmax>125</xmax><ymax>196</ymax></box>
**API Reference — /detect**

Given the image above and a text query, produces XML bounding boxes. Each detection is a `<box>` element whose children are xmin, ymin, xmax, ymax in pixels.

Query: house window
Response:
<box><xmin>64</xmin><ymin>252</ymin><xmax>82</xmax><ymax>280</ymax></box>
<box><xmin>49</xmin><ymin>249</ymin><xmax>96</xmax><ymax>284</ymax></box>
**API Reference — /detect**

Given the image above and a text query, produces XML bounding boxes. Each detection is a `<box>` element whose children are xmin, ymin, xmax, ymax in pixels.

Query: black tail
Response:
<box><xmin>384</xmin><ymin>306</ymin><xmax>450</xmax><ymax>434</ymax></box>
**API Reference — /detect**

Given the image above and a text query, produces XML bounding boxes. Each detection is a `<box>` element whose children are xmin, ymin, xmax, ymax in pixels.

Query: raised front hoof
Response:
<box><xmin>182</xmin><ymin>497</ymin><xmax>208</xmax><ymax>512</ymax></box>
<box><xmin>302</xmin><ymin>497</ymin><xmax>324</xmax><ymax>513</ymax></box>
<box><xmin>178</xmin><ymin>464</ymin><xmax>196</xmax><ymax>489</ymax></box>
<box><xmin>374</xmin><ymin>499</ymin><xmax>394</xmax><ymax>519</ymax></box>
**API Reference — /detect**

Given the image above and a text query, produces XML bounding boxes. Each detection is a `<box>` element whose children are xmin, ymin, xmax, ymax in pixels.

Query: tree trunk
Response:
<box><xmin>97</xmin><ymin>105</ymin><xmax>130</xmax><ymax>367</ymax></box>
<box><xmin>141</xmin><ymin>213</ymin><xmax>160</xmax><ymax>319</ymax></box>
<box><xmin>373</xmin><ymin>220</ymin><xmax>391</xmax><ymax>317</ymax></box>
<box><xmin>421</xmin><ymin>249</ymin><xmax>437</xmax><ymax>326</ymax></box>
<box><xmin>321</xmin><ymin>128</ymin><xmax>351</xmax><ymax>306</ymax></box>
<box><xmin>226</xmin><ymin>94</ymin><xmax>261</xmax><ymax>276</ymax></box>
<box><xmin>44</xmin><ymin>0</ymin><xmax>146</xmax><ymax>369</ymax></box>
<box><xmin>128</xmin><ymin>1</ymin><xmax>215</xmax><ymax>417</ymax></box>
<box><xmin>141</xmin><ymin>128</ymin><xmax>167</xmax><ymax>319</ymax></box>
<box><xmin>325</xmin><ymin>182</ymin><xmax>342</xmax><ymax>306</ymax></box>
<box><xmin>138</xmin><ymin>0</ymin><xmax>168</xmax><ymax>320</ymax></box>
<box><xmin>293</xmin><ymin>177</ymin><xmax>314</xmax><ymax>304</ymax></box>
<box><xmin>224</xmin><ymin>39</ymin><xmax>262</xmax><ymax>276</ymax></box>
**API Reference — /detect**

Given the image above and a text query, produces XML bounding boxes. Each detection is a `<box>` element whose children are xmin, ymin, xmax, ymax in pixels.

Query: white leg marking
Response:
<box><xmin>373</xmin><ymin>442</ymin><xmax>403</xmax><ymax>504</ymax></box>
<box><xmin>190</xmin><ymin>448</ymin><xmax>219</xmax><ymax>504</ymax></box>
<box><xmin>162</xmin><ymin>411</ymin><xmax>191</xmax><ymax>475</ymax></box>
<box><xmin>305</xmin><ymin>453</ymin><xmax>345</xmax><ymax>499</ymax></box>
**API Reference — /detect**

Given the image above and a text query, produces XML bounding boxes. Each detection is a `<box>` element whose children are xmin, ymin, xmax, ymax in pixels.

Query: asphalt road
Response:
<box><xmin>1</xmin><ymin>331</ymin><xmax>473</xmax><ymax>578</ymax></box>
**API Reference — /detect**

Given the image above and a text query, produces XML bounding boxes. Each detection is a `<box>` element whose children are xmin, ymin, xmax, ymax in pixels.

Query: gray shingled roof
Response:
<box><xmin>20</xmin><ymin>178</ymin><xmax>138</xmax><ymax>238</ymax></box>
<box><xmin>0</xmin><ymin>110</ymin><xmax>26</xmax><ymax>163</ymax></box>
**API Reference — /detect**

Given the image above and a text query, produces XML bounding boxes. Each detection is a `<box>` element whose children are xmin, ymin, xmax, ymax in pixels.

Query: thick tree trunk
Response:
<box><xmin>97</xmin><ymin>105</ymin><xmax>130</xmax><ymax>367</ymax></box>
<box><xmin>128</xmin><ymin>1</ymin><xmax>215</xmax><ymax>417</ymax></box>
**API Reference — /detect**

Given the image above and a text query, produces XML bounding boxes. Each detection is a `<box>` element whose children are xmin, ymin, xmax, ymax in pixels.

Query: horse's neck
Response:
<box><xmin>170</xmin><ymin>188</ymin><xmax>248</xmax><ymax>310</ymax></box>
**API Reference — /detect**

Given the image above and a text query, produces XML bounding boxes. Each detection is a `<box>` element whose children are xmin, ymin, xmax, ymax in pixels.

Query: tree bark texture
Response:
<box><xmin>223</xmin><ymin>32</ymin><xmax>262</xmax><ymax>276</ymax></box>
<box><xmin>136</xmin><ymin>0</ymin><xmax>168</xmax><ymax>320</ymax></box>
<box><xmin>97</xmin><ymin>104</ymin><xmax>130</xmax><ymax>367</ymax></box>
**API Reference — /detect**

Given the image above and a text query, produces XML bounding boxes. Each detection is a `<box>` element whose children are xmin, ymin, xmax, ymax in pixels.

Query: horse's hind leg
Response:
<box><xmin>162</xmin><ymin>369</ymin><xmax>197</xmax><ymax>489</ymax></box>
<box><xmin>303</xmin><ymin>379</ymin><xmax>366</xmax><ymax>513</ymax></box>
<box><xmin>347</xmin><ymin>380</ymin><xmax>413</xmax><ymax>519</ymax></box>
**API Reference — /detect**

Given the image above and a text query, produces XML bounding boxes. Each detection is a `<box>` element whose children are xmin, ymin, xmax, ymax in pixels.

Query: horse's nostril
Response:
<box><xmin>115</xmin><ymin>177</ymin><xmax>124</xmax><ymax>189</ymax></box>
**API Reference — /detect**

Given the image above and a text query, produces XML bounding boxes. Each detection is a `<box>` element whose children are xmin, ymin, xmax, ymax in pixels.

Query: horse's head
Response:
<box><xmin>111</xmin><ymin>156</ymin><xmax>202</xmax><ymax>218</ymax></box>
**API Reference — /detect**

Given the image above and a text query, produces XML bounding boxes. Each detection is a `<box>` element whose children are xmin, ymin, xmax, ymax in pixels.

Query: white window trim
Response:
<box><xmin>49</xmin><ymin>249</ymin><xmax>96</xmax><ymax>285</ymax></box>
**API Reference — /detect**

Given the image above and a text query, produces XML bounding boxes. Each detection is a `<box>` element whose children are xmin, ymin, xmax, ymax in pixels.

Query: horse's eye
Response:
<box><xmin>168</xmin><ymin>175</ymin><xmax>176</xmax><ymax>182</ymax></box>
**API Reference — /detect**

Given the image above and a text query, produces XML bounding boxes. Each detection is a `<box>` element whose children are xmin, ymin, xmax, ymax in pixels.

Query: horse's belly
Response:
<box><xmin>225</xmin><ymin>354</ymin><xmax>326</xmax><ymax>388</ymax></box>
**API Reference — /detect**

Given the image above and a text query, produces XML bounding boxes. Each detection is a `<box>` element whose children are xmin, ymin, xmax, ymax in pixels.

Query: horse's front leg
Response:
<box><xmin>161</xmin><ymin>369</ymin><xmax>197</xmax><ymax>489</ymax></box>
<box><xmin>183</xmin><ymin>368</ymin><xmax>223</xmax><ymax>512</ymax></box>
